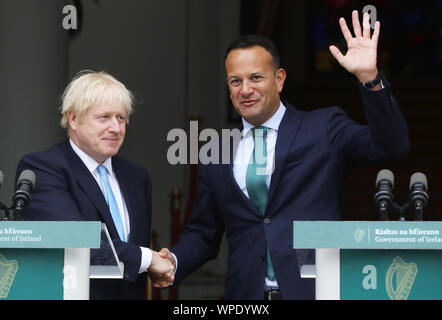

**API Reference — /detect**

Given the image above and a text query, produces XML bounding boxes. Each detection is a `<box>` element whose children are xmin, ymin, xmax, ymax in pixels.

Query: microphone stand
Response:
<box><xmin>376</xmin><ymin>200</ymin><xmax>413</xmax><ymax>222</ymax></box>
<box><xmin>377</xmin><ymin>200</ymin><xmax>389</xmax><ymax>221</ymax></box>
<box><xmin>0</xmin><ymin>201</ymin><xmax>7</xmax><ymax>220</ymax></box>
<box><xmin>381</xmin><ymin>201</ymin><xmax>424</xmax><ymax>222</ymax></box>
<box><xmin>13</xmin><ymin>207</ymin><xmax>24</xmax><ymax>221</ymax></box>
<box><xmin>0</xmin><ymin>201</ymin><xmax>23</xmax><ymax>221</ymax></box>
<box><xmin>413</xmin><ymin>200</ymin><xmax>424</xmax><ymax>221</ymax></box>
<box><xmin>393</xmin><ymin>202</ymin><xmax>406</xmax><ymax>221</ymax></box>
<box><xmin>398</xmin><ymin>202</ymin><xmax>409</xmax><ymax>221</ymax></box>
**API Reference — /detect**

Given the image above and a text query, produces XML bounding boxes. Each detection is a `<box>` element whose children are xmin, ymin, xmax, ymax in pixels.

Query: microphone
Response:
<box><xmin>374</xmin><ymin>169</ymin><xmax>394</xmax><ymax>221</ymax></box>
<box><xmin>13</xmin><ymin>170</ymin><xmax>36</xmax><ymax>213</ymax></box>
<box><xmin>409</xmin><ymin>172</ymin><xmax>428</xmax><ymax>221</ymax></box>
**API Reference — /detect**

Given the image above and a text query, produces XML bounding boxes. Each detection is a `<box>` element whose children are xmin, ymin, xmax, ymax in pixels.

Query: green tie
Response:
<box><xmin>246</xmin><ymin>126</ymin><xmax>275</xmax><ymax>281</ymax></box>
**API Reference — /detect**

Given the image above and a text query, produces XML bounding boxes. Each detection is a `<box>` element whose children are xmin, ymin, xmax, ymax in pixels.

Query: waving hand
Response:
<box><xmin>329</xmin><ymin>10</ymin><xmax>380</xmax><ymax>84</ymax></box>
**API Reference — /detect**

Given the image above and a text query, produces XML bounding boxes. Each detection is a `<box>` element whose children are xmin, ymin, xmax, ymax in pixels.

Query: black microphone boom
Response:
<box><xmin>13</xmin><ymin>170</ymin><xmax>36</xmax><ymax>215</ymax></box>
<box><xmin>409</xmin><ymin>172</ymin><xmax>428</xmax><ymax>221</ymax></box>
<box><xmin>374</xmin><ymin>169</ymin><xmax>394</xmax><ymax>221</ymax></box>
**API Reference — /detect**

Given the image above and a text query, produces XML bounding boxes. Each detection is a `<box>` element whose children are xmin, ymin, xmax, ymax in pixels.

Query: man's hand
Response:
<box><xmin>148</xmin><ymin>250</ymin><xmax>175</xmax><ymax>288</ymax></box>
<box><xmin>158</xmin><ymin>247</ymin><xmax>176</xmax><ymax>270</ymax></box>
<box><xmin>329</xmin><ymin>10</ymin><xmax>380</xmax><ymax>84</ymax></box>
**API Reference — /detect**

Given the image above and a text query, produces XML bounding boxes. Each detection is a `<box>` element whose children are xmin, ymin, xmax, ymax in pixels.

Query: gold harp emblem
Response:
<box><xmin>0</xmin><ymin>253</ymin><xmax>19</xmax><ymax>299</ymax></box>
<box><xmin>385</xmin><ymin>256</ymin><xmax>418</xmax><ymax>300</ymax></box>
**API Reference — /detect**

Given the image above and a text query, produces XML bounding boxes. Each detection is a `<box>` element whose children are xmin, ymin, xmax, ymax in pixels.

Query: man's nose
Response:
<box><xmin>240</xmin><ymin>80</ymin><xmax>253</xmax><ymax>96</ymax></box>
<box><xmin>108</xmin><ymin>116</ymin><xmax>121</xmax><ymax>133</ymax></box>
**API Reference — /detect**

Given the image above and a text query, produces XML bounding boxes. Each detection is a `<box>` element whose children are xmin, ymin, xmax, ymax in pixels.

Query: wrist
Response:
<box><xmin>356</xmin><ymin>69</ymin><xmax>379</xmax><ymax>84</ymax></box>
<box><xmin>360</xmin><ymin>72</ymin><xmax>382</xmax><ymax>90</ymax></box>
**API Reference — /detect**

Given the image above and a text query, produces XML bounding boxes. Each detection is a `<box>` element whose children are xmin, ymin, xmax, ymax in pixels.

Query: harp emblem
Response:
<box><xmin>385</xmin><ymin>256</ymin><xmax>418</xmax><ymax>300</ymax></box>
<box><xmin>0</xmin><ymin>253</ymin><xmax>19</xmax><ymax>299</ymax></box>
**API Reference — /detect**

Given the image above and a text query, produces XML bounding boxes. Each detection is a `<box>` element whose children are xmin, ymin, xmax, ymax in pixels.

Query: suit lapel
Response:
<box><xmin>62</xmin><ymin>141</ymin><xmax>120</xmax><ymax>238</ymax></box>
<box><xmin>225</xmin><ymin>104</ymin><xmax>304</xmax><ymax>217</ymax></box>
<box><xmin>112</xmin><ymin>157</ymin><xmax>136</xmax><ymax>243</ymax></box>
<box><xmin>227</xmin><ymin>162</ymin><xmax>263</xmax><ymax>217</ymax></box>
<box><xmin>266</xmin><ymin>104</ymin><xmax>304</xmax><ymax>213</ymax></box>
<box><xmin>223</xmin><ymin>126</ymin><xmax>272</xmax><ymax>217</ymax></box>
<box><xmin>226</xmin><ymin>125</ymin><xmax>267</xmax><ymax>217</ymax></box>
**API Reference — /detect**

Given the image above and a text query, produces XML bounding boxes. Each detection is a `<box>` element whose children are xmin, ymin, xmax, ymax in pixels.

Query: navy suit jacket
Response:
<box><xmin>171</xmin><ymin>79</ymin><xmax>409</xmax><ymax>299</ymax></box>
<box><xmin>16</xmin><ymin>140</ymin><xmax>152</xmax><ymax>299</ymax></box>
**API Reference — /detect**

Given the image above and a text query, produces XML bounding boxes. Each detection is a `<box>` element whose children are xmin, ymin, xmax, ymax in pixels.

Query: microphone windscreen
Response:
<box><xmin>0</xmin><ymin>170</ymin><xmax>3</xmax><ymax>189</ymax></box>
<box><xmin>410</xmin><ymin>172</ymin><xmax>427</xmax><ymax>190</ymax></box>
<box><xmin>376</xmin><ymin>169</ymin><xmax>394</xmax><ymax>188</ymax></box>
<box><xmin>17</xmin><ymin>170</ymin><xmax>36</xmax><ymax>188</ymax></box>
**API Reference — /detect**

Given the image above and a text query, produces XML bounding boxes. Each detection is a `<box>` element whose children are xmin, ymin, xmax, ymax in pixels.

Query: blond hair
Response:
<box><xmin>60</xmin><ymin>70</ymin><xmax>134</xmax><ymax>128</ymax></box>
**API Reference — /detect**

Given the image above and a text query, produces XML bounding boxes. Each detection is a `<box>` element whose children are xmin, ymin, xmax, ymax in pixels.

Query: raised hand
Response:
<box><xmin>148</xmin><ymin>250</ymin><xmax>175</xmax><ymax>288</ymax></box>
<box><xmin>329</xmin><ymin>10</ymin><xmax>380</xmax><ymax>84</ymax></box>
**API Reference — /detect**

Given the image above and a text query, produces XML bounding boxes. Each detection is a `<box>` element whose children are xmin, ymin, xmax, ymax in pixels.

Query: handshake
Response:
<box><xmin>148</xmin><ymin>248</ymin><xmax>176</xmax><ymax>287</ymax></box>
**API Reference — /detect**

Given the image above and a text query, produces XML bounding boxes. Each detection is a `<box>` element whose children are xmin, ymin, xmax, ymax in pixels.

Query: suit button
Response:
<box><xmin>259</xmin><ymin>256</ymin><xmax>265</xmax><ymax>262</ymax></box>
<box><xmin>264</xmin><ymin>218</ymin><xmax>270</xmax><ymax>224</ymax></box>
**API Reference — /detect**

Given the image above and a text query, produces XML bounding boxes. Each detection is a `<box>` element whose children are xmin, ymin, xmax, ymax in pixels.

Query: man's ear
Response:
<box><xmin>275</xmin><ymin>68</ymin><xmax>287</xmax><ymax>93</ymax></box>
<box><xmin>68</xmin><ymin>111</ymin><xmax>77</xmax><ymax>130</ymax></box>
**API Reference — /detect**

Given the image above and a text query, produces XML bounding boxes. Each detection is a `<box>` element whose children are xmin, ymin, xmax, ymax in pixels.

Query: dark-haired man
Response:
<box><xmin>157</xmin><ymin>11</ymin><xmax>409</xmax><ymax>299</ymax></box>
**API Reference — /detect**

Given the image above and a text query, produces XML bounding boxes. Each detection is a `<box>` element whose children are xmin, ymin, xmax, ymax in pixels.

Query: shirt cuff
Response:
<box><xmin>139</xmin><ymin>247</ymin><xmax>152</xmax><ymax>274</ymax></box>
<box><xmin>171</xmin><ymin>252</ymin><xmax>178</xmax><ymax>274</ymax></box>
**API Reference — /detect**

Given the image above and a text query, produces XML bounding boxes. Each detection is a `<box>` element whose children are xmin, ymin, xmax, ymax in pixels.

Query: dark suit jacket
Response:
<box><xmin>16</xmin><ymin>140</ymin><xmax>152</xmax><ymax>299</ymax></box>
<box><xmin>171</xmin><ymin>79</ymin><xmax>409</xmax><ymax>299</ymax></box>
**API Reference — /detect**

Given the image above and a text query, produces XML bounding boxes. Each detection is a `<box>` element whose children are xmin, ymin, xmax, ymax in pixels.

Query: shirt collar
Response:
<box><xmin>241</xmin><ymin>101</ymin><xmax>286</xmax><ymax>138</ymax></box>
<box><xmin>69</xmin><ymin>139</ymin><xmax>113</xmax><ymax>176</ymax></box>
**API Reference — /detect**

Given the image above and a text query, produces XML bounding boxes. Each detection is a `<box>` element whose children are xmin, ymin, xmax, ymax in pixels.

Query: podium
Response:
<box><xmin>293</xmin><ymin>221</ymin><xmax>442</xmax><ymax>300</ymax></box>
<box><xmin>0</xmin><ymin>221</ymin><xmax>123</xmax><ymax>300</ymax></box>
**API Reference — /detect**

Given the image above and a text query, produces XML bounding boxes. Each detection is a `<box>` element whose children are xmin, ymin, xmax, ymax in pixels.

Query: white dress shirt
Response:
<box><xmin>70</xmin><ymin>139</ymin><xmax>151</xmax><ymax>273</ymax></box>
<box><xmin>233</xmin><ymin>102</ymin><xmax>286</xmax><ymax>289</ymax></box>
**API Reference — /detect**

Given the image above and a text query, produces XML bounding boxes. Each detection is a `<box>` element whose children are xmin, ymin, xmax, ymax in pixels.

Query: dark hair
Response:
<box><xmin>224</xmin><ymin>35</ymin><xmax>280</xmax><ymax>70</ymax></box>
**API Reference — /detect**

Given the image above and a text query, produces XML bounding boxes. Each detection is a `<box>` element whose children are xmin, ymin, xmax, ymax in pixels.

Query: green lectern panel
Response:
<box><xmin>341</xmin><ymin>249</ymin><xmax>442</xmax><ymax>300</ymax></box>
<box><xmin>0</xmin><ymin>249</ymin><xmax>64</xmax><ymax>300</ymax></box>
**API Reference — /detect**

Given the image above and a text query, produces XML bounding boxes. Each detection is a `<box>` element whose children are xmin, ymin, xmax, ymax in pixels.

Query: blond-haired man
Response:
<box><xmin>16</xmin><ymin>71</ymin><xmax>173</xmax><ymax>299</ymax></box>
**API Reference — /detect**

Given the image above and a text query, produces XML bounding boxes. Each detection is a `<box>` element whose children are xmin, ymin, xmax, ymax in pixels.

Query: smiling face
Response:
<box><xmin>68</xmin><ymin>102</ymin><xmax>127</xmax><ymax>163</ymax></box>
<box><xmin>226</xmin><ymin>45</ymin><xmax>286</xmax><ymax>126</ymax></box>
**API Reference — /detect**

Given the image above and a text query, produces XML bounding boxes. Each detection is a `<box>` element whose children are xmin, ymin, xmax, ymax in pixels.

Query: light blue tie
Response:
<box><xmin>97</xmin><ymin>165</ymin><xmax>126</xmax><ymax>241</ymax></box>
